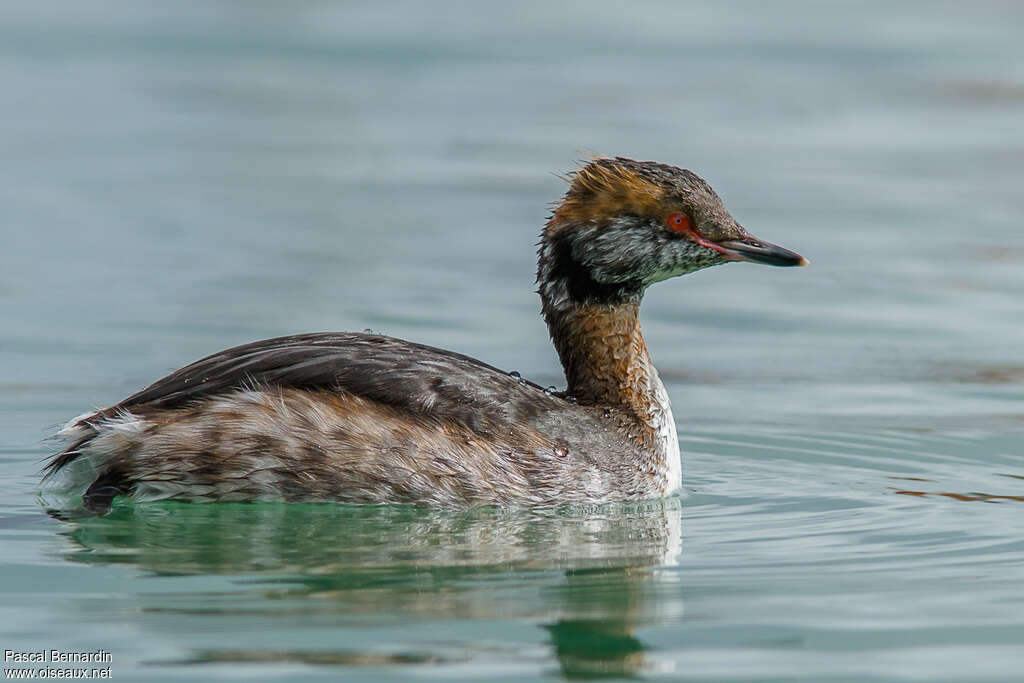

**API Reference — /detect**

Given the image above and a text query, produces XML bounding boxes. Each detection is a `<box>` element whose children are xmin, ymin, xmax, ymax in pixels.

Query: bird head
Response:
<box><xmin>538</xmin><ymin>157</ymin><xmax>807</xmax><ymax>306</ymax></box>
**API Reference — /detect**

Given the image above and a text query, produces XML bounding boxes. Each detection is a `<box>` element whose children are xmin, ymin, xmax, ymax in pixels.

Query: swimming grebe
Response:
<box><xmin>44</xmin><ymin>157</ymin><xmax>806</xmax><ymax>512</ymax></box>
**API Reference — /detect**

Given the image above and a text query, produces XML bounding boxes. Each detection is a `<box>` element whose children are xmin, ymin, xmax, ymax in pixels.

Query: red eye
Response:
<box><xmin>665</xmin><ymin>212</ymin><xmax>693</xmax><ymax>233</ymax></box>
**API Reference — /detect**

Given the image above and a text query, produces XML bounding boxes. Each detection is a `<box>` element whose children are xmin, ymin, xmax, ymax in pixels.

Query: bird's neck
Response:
<box><xmin>543</xmin><ymin>298</ymin><xmax>654</xmax><ymax>412</ymax></box>
<box><xmin>536</xmin><ymin>228</ymin><xmax>682</xmax><ymax>494</ymax></box>
<box><xmin>537</xmin><ymin>230</ymin><xmax>663</xmax><ymax>416</ymax></box>
<box><xmin>540</xmin><ymin>293</ymin><xmax>681</xmax><ymax>493</ymax></box>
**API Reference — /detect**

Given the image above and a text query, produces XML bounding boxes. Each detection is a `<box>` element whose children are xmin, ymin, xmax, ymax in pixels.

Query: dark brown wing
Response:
<box><xmin>77</xmin><ymin>332</ymin><xmax>561</xmax><ymax>437</ymax></box>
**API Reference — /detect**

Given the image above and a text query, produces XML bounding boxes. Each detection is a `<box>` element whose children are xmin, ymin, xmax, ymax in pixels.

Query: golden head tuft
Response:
<box><xmin>549</xmin><ymin>158</ymin><xmax>668</xmax><ymax>231</ymax></box>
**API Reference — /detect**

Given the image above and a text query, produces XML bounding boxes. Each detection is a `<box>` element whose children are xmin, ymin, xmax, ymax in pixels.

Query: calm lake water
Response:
<box><xmin>3</xmin><ymin>1</ymin><xmax>1024</xmax><ymax>680</ymax></box>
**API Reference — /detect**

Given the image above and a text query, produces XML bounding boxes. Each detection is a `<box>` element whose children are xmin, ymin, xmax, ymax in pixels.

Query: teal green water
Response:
<box><xmin>3</xmin><ymin>1</ymin><xmax>1024</xmax><ymax>680</ymax></box>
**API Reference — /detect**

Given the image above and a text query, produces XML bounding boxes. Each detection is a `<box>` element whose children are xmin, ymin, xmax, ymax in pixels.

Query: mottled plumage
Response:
<box><xmin>43</xmin><ymin>157</ymin><xmax>806</xmax><ymax>513</ymax></box>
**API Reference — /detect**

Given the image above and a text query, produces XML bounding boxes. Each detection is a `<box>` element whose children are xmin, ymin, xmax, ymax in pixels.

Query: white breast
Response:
<box><xmin>650</xmin><ymin>372</ymin><xmax>682</xmax><ymax>496</ymax></box>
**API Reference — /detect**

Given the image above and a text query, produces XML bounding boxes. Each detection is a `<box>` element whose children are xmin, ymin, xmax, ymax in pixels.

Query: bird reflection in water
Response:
<box><xmin>52</xmin><ymin>498</ymin><xmax>683</xmax><ymax>678</ymax></box>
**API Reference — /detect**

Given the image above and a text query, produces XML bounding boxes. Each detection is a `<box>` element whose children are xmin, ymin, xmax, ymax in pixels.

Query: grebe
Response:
<box><xmin>44</xmin><ymin>158</ymin><xmax>806</xmax><ymax>513</ymax></box>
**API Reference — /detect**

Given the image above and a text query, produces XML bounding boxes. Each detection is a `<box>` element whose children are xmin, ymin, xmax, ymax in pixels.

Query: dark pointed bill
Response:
<box><xmin>717</xmin><ymin>238</ymin><xmax>809</xmax><ymax>267</ymax></box>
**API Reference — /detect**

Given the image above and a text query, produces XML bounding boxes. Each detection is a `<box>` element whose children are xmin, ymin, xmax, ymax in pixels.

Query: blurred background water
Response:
<box><xmin>2</xmin><ymin>1</ymin><xmax>1024</xmax><ymax>680</ymax></box>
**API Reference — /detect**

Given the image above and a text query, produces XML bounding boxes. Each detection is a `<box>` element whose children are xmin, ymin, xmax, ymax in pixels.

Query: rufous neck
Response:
<box><xmin>537</xmin><ymin>247</ymin><xmax>682</xmax><ymax>495</ymax></box>
<box><xmin>542</xmin><ymin>299</ymin><xmax>658</xmax><ymax>415</ymax></box>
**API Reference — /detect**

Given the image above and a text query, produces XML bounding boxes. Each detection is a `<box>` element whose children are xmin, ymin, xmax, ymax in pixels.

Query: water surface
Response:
<box><xmin>3</xmin><ymin>1</ymin><xmax>1024</xmax><ymax>680</ymax></box>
